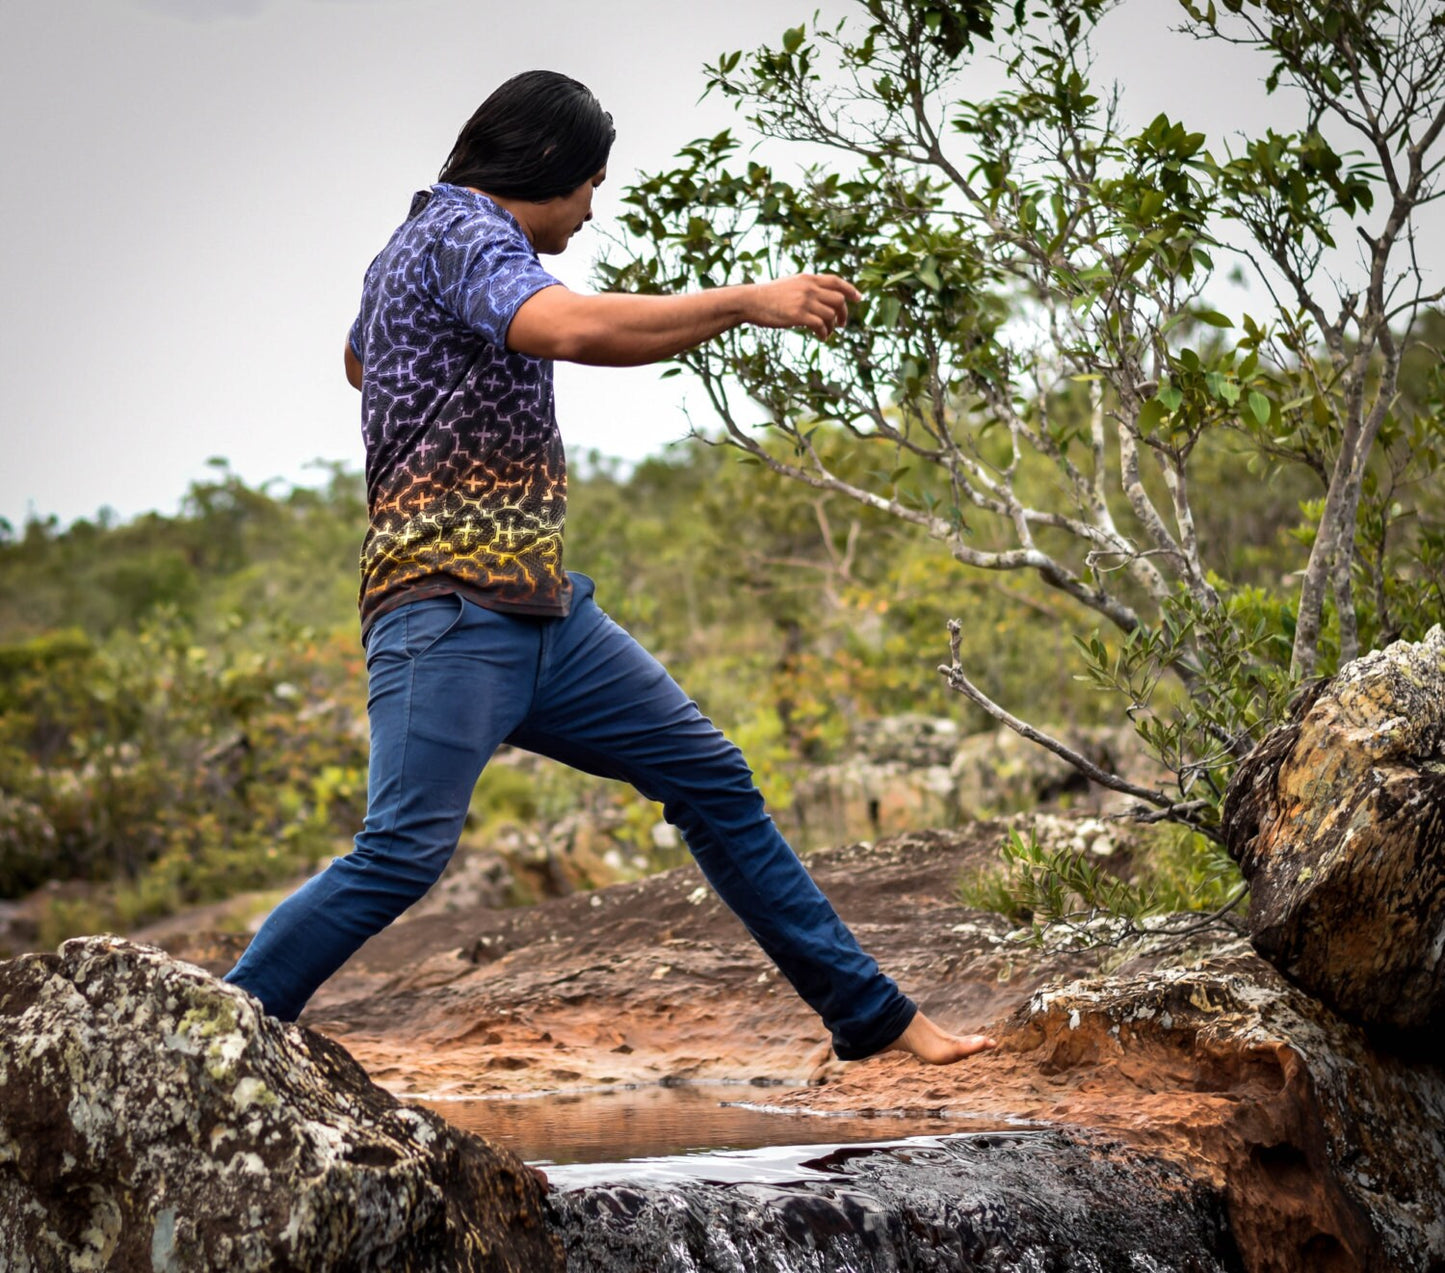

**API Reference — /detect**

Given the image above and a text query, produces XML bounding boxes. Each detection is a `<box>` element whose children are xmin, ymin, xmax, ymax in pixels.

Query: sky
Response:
<box><xmin>0</xmin><ymin>0</ymin><xmax>1432</xmax><ymax>529</ymax></box>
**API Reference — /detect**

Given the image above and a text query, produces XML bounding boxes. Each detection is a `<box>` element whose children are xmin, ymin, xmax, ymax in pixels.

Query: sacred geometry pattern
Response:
<box><xmin>348</xmin><ymin>185</ymin><xmax>571</xmax><ymax>634</ymax></box>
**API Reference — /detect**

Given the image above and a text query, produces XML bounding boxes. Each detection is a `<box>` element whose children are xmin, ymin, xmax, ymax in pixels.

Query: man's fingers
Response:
<box><xmin>807</xmin><ymin>303</ymin><xmax>836</xmax><ymax>339</ymax></box>
<box><xmin>817</xmin><ymin>276</ymin><xmax>860</xmax><ymax>337</ymax></box>
<box><xmin>806</xmin><ymin>281</ymin><xmax>854</xmax><ymax>339</ymax></box>
<box><xmin>813</xmin><ymin>272</ymin><xmax>862</xmax><ymax>303</ymax></box>
<box><xmin>754</xmin><ymin>273</ymin><xmax>862</xmax><ymax>336</ymax></box>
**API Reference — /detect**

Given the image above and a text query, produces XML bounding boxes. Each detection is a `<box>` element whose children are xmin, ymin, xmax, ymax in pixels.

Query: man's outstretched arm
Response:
<box><xmin>505</xmin><ymin>274</ymin><xmax>862</xmax><ymax>366</ymax></box>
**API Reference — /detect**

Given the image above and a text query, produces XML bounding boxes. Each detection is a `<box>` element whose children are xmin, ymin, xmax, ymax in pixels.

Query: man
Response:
<box><xmin>226</xmin><ymin>70</ymin><xmax>995</xmax><ymax>1067</ymax></box>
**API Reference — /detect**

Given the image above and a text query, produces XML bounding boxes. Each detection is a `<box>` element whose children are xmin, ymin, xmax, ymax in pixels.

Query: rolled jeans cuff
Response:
<box><xmin>831</xmin><ymin>994</ymin><xmax>917</xmax><ymax>1061</ymax></box>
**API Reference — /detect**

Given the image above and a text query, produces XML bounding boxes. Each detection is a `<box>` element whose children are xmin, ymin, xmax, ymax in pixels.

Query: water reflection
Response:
<box><xmin>417</xmin><ymin>1082</ymin><xmax>1021</xmax><ymax>1168</ymax></box>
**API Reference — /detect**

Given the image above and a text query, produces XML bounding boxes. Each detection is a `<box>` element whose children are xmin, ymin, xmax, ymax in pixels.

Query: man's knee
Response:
<box><xmin>347</xmin><ymin>830</ymin><xmax>457</xmax><ymax>898</ymax></box>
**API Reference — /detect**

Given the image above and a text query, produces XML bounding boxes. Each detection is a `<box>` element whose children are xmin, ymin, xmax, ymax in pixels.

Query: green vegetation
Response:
<box><xmin>957</xmin><ymin>825</ymin><xmax>1243</xmax><ymax>948</ymax></box>
<box><xmin>0</xmin><ymin>610</ymin><xmax>368</xmax><ymax>943</ymax></box>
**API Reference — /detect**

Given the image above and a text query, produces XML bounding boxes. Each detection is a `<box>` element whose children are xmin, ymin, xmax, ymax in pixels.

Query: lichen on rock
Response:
<box><xmin>0</xmin><ymin>936</ymin><xmax>560</xmax><ymax>1272</ymax></box>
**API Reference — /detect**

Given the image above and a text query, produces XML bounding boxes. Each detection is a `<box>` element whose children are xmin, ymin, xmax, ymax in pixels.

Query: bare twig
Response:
<box><xmin>939</xmin><ymin>620</ymin><xmax>1222</xmax><ymax>840</ymax></box>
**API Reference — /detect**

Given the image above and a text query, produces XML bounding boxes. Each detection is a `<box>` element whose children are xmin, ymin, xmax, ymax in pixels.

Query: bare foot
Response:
<box><xmin>884</xmin><ymin>1010</ymin><xmax>997</xmax><ymax>1065</ymax></box>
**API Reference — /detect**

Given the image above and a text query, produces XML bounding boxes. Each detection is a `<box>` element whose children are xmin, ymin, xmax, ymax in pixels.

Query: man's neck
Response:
<box><xmin>467</xmin><ymin>187</ymin><xmax>537</xmax><ymax>248</ymax></box>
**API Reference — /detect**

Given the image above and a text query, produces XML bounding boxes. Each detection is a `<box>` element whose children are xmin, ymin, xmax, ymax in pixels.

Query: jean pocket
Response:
<box><xmin>401</xmin><ymin>593</ymin><xmax>467</xmax><ymax>659</ymax></box>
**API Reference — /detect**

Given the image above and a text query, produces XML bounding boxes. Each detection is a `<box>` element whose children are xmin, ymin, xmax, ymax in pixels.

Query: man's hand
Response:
<box><xmin>744</xmin><ymin>274</ymin><xmax>862</xmax><ymax>339</ymax></box>
<box><xmin>344</xmin><ymin>342</ymin><xmax>363</xmax><ymax>391</ymax></box>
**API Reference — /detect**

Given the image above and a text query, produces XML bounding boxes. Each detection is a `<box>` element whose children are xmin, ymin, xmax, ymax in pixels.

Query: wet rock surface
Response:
<box><xmin>547</xmin><ymin>1129</ymin><xmax>1242</xmax><ymax>1272</ymax></box>
<box><xmin>0</xmin><ymin>936</ymin><xmax>559</xmax><ymax>1272</ymax></box>
<box><xmin>1223</xmin><ymin>625</ymin><xmax>1445</xmax><ymax>1034</ymax></box>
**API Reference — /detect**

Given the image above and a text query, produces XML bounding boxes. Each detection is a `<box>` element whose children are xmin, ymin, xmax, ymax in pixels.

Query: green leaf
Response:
<box><xmin>1248</xmin><ymin>390</ymin><xmax>1271</xmax><ymax>425</ymax></box>
<box><xmin>1194</xmin><ymin>310</ymin><xmax>1233</xmax><ymax>328</ymax></box>
<box><xmin>781</xmin><ymin>25</ymin><xmax>805</xmax><ymax>53</ymax></box>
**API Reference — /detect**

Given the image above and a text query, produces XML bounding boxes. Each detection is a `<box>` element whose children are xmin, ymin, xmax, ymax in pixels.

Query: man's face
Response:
<box><xmin>534</xmin><ymin>167</ymin><xmax>606</xmax><ymax>255</ymax></box>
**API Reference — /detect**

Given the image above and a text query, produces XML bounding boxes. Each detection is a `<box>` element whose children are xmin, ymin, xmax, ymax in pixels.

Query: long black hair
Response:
<box><xmin>439</xmin><ymin>71</ymin><xmax>614</xmax><ymax>201</ymax></box>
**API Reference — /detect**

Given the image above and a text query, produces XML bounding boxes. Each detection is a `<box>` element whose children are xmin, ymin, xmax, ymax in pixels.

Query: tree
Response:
<box><xmin>601</xmin><ymin>0</ymin><xmax>1445</xmax><ymax>840</ymax></box>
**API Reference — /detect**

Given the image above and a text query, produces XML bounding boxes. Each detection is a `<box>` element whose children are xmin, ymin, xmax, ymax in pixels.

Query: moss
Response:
<box><xmin>177</xmin><ymin>995</ymin><xmax>240</xmax><ymax>1043</ymax></box>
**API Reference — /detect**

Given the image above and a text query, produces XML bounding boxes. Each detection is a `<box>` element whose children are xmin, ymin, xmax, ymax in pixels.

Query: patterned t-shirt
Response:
<box><xmin>348</xmin><ymin>184</ymin><xmax>570</xmax><ymax>635</ymax></box>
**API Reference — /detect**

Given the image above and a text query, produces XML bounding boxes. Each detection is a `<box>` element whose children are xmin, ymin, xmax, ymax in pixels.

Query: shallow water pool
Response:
<box><xmin>417</xmin><ymin>1082</ymin><xmax>1023</xmax><ymax>1171</ymax></box>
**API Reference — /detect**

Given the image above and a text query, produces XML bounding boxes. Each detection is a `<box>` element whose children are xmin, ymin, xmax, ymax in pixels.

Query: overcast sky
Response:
<box><xmin>0</xmin><ymin>0</ymin><xmax>1429</xmax><ymax>529</ymax></box>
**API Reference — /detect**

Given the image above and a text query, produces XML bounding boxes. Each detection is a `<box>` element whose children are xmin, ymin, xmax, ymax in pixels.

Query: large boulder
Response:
<box><xmin>0</xmin><ymin>936</ymin><xmax>561</xmax><ymax>1272</ymax></box>
<box><xmin>1223</xmin><ymin>625</ymin><xmax>1445</xmax><ymax>1035</ymax></box>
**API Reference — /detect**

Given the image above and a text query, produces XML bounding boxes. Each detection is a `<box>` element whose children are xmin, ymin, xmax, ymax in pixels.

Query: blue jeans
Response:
<box><xmin>224</xmin><ymin>576</ymin><xmax>916</xmax><ymax>1059</ymax></box>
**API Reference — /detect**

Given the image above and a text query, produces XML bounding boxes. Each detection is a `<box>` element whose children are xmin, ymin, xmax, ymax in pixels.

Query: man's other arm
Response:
<box><xmin>344</xmin><ymin>342</ymin><xmax>362</xmax><ymax>390</ymax></box>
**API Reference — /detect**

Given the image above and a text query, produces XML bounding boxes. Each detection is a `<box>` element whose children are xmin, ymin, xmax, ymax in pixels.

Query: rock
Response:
<box><xmin>0</xmin><ymin>936</ymin><xmax>560</xmax><ymax>1272</ymax></box>
<box><xmin>784</xmin><ymin>714</ymin><xmax>965</xmax><ymax>847</ymax></box>
<box><xmin>853</xmin><ymin>713</ymin><xmax>962</xmax><ymax>767</ymax></box>
<box><xmin>786</xmin><ymin>718</ymin><xmax>1144</xmax><ymax>850</ymax></box>
<box><xmin>405</xmin><ymin>847</ymin><xmax>517</xmax><ymax>922</ymax></box>
<box><xmin>788</xmin><ymin>754</ymin><xmax>956</xmax><ymax>847</ymax></box>
<box><xmin>764</xmin><ymin>717</ymin><xmax>1163</xmax><ymax>852</ymax></box>
<box><xmin>548</xmin><ymin>1129</ymin><xmax>1240</xmax><ymax>1272</ymax></box>
<box><xmin>1223</xmin><ymin>625</ymin><xmax>1445</xmax><ymax>1035</ymax></box>
<box><xmin>1006</xmin><ymin>810</ymin><xmax>1134</xmax><ymax>859</ymax></box>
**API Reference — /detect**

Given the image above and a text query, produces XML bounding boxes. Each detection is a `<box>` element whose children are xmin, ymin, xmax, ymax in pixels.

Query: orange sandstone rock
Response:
<box><xmin>1224</xmin><ymin>625</ymin><xmax>1445</xmax><ymax>1035</ymax></box>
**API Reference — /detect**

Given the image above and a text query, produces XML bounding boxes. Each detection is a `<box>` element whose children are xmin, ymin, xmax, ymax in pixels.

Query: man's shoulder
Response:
<box><xmin>366</xmin><ymin>188</ymin><xmax>525</xmax><ymax>295</ymax></box>
<box><xmin>416</xmin><ymin>185</ymin><xmax>527</xmax><ymax>250</ymax></box>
